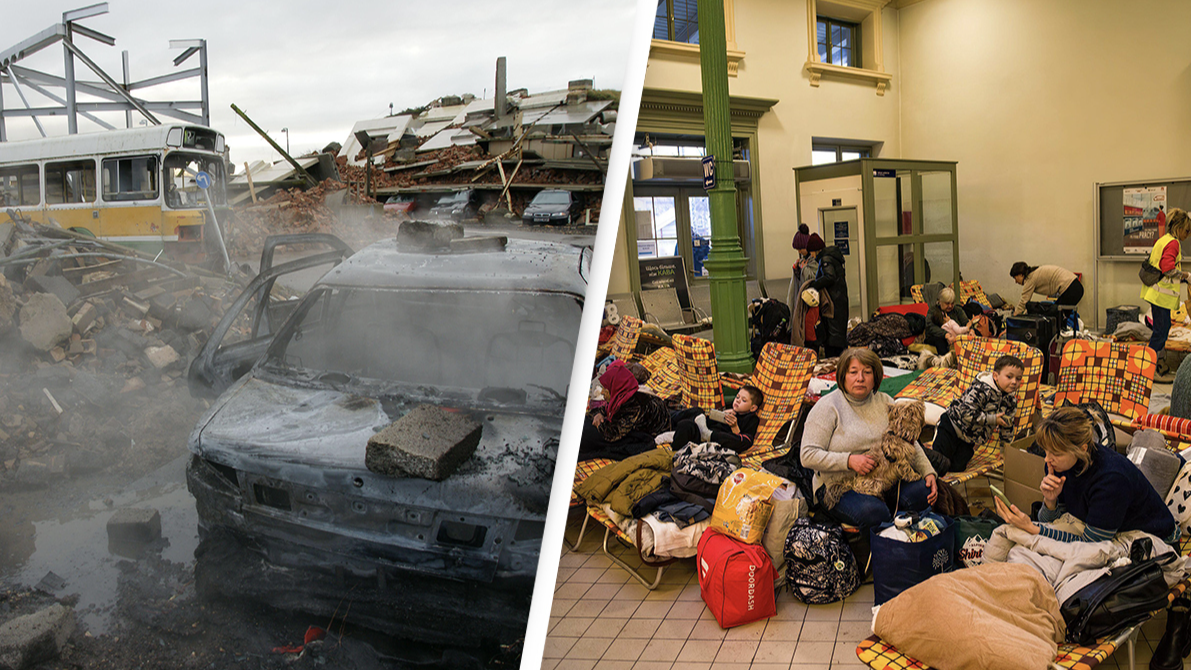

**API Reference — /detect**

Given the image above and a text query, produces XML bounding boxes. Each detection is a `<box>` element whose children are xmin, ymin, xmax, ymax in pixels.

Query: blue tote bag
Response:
<box><xmin>870</xmin><ymin>511</ymin><xmax>955</xmax><ymax>605</ymax></box>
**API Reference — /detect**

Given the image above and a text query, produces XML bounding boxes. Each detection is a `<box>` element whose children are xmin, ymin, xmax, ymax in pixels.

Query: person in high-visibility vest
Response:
<box><xmin>1141</xmin><ymin>208</ymin><xmax>1191</xmax><ymax>380</ymax></box>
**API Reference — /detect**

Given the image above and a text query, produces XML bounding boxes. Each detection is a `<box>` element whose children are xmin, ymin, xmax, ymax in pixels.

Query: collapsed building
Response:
<box><xmin>227</xmin><ymin>59</ymin><xmax>616</xmax><ymax>246</ymax></box>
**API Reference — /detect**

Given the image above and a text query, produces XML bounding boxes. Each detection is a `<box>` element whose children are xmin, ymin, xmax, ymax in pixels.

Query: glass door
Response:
<box><xmin>866</xmin><ymin>164</ymin><xmax>958</xmax><ymax>307</ymax></box>
<box><xmin>688</xmin><ymin>194</ymin><xmax>711</xmax><ymax>278</ymax></box>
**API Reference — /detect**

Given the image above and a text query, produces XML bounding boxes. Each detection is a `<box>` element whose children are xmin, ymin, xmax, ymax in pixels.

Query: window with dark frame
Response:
<box><xmin>817</xmin><ymin>17</ymin><xmax>860</xmax><ymax>68</ymax></box>
<box><xmin>654</xmin><ymin>0</ymin><xmax>699</xmax><ymax>44</ymax></box>
<box><xmin>811</xmin><ymin>144</ymin><xmax>872</xmax><ymax>165</ymax></box>
<box><xmin>102</xmin><ymin>155</ymin><xmax>159</xmax><ymax>202</ymax></box>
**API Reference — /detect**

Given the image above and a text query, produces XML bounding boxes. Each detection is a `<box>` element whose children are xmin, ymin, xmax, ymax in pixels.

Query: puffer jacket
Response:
<box><xmin>670</xmin><ymin>441</ymin><xmax>742</xmax><ymax>500</ymax></box>
<box><xmin>575</xmin><ymin>448</ymin><xmax>672</xmax><ymax>510</ymax></box>
<box><xmin>944</xmin><ymin>371</ymin><xmax>1017</xmax><ymax>445</ymax></box>
<box><xmin>810</xmin><ymin>246</ymin><xmax>849</xmax><ymax>348</ymax></box>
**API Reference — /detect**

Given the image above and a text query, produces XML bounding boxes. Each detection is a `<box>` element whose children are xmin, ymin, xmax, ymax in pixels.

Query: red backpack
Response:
<box><xmin>697</xmin><ymin>529</ymin><xmax>777</xmax><ymax>628</ymax></box>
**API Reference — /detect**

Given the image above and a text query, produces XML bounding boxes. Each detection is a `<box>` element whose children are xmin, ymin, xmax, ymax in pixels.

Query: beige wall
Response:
<box><xmin>610</xmin><ymin>0</ymin><xmax>904</xmax><ymax>297</ymax></box>
<box><xmin>897</xmin><ymin>0</ymin><xmax>1191</xmax><ymax>325</ymax></box>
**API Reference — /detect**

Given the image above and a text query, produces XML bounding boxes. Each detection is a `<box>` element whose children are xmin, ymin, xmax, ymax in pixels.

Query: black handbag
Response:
<box><xmin>1060</xmin><ymin>551</ymin><xmax>1176</xmax><ymax>644</ymax></box>
<box><xmin>1140</xmin><ymin>259</ymin><xmax>1163</xmax><ymax>287</ymax></box>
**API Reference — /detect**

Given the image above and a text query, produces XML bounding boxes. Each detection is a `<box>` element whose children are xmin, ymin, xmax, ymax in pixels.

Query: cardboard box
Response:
<box><xmin>1003</xmin><ymin>434</ymin><xmax>1045</xmax><ymax>513</ymax></box>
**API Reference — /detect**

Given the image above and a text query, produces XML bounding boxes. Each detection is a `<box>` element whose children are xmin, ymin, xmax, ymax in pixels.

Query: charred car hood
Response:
<box><xmin>189</xmin><ymin>375</ymin><xmax>559</xmax><ymax>517</ymax></box>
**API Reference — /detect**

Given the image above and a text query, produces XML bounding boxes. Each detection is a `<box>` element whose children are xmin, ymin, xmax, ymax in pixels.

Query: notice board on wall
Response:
<box><xmin>1098</xmin><ymin>177</ymin><xmax>1191</xmax><ymax>259</ymax></box>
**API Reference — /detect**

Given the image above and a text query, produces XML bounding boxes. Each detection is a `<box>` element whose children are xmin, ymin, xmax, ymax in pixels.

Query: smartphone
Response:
<box><xmin>708</xmin><ymin>409</ymin><xmax>727</xmax><ymax>424</ymax></box>
<box><xmin>989</xmin><ymin>484</ymin><xmax>1013</xmax><ymax>510</ymax></box>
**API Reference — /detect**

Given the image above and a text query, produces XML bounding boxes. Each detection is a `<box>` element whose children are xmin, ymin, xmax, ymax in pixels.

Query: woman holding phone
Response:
<box><xmin>994</xmin><ymin>407</ymin><xmax>1176</xmax><ymax>543</ymax></box>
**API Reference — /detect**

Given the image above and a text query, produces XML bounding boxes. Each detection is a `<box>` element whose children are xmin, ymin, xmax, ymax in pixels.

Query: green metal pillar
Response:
<box><xmin>698</xmin><ymin>0</ymin><xmax>751</xmax><ymax>373</ymax></box>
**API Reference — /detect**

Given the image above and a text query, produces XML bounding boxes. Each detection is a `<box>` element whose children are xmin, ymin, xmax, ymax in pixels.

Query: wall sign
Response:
<box><xmin>874</xmin><ymin>169</ymin><xmax>895</xmax><ymax>178</ymax></box>
<box><xmin>701</xmin><ymin>155</ymin><xmax>715</xmax><ymax>190</ymax></box>
<box><xmin>834</xmin><ymin>221</ymin><xmax>849</xmax><ymax>239</ymax></box>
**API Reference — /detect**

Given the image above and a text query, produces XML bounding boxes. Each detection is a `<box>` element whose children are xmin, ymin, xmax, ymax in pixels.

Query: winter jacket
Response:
<box><xmin>847</xmin><ymin>313</ymin><xmax>912</xmax><ymax>347</ymax></box>
<box><xmin>591</xmin><ymin>392</ymin><xmax>671</xmax><ymax>442</ymax></box>
<box><xmin>575</xmin><ymin>448</ymin><xmax>672</xmax><ymax>513</ymax></box>
<box><xmin>944</xmin><ymin>371</ymin><xmax>1018</xmax><ymax>445</ymax></box>
<box><xmin>670</xmin><ymin>442</ymin><xmax>742</xmax><ymax>509</ymax></box>
<box><xmin>809</xmin><ymin>246</ymin><xmax>849</xmax><ymax>348</ymax></box>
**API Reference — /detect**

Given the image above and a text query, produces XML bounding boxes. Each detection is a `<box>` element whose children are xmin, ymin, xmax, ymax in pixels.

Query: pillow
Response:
<box><xmin>1127</xmin><ymin>429</ymin><xmax>1184</xmax><ymax>497</ymax></box>
<box><xmin>874</xmin><ymin>562</ymin><xmax>1063</xmax><ymax>670</ymax></box>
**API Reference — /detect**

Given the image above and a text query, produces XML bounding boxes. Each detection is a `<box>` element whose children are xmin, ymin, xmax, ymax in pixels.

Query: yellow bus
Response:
<box><xmin>0</xmin><ymin>124</ymin><xmax>228</xmax><ymax>260</ymax></box>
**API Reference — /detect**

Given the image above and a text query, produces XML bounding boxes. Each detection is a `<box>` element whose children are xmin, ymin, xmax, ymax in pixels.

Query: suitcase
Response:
<box><xmin>698</xmin><ymin>529</ymin><xmax>777</xmax><ymax>628</ymax></box>
<box><xmin>1006</xmin><ymin>314</ymin><xmax>1055</xmax><ymax>379</ymax></box>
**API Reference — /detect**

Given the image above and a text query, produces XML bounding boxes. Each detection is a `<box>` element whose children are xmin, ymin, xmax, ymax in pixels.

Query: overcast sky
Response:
<box><xmin>2</xmin><ymin>0</ymin><xmax>638</xmax><ymax>167</ymax></box>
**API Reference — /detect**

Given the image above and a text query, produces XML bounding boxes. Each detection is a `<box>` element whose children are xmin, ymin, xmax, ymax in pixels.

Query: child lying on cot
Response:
<box><xmin>657</xmin><ymin>386</ymin><xmax>765</xmax><ymax>454</ymax></box>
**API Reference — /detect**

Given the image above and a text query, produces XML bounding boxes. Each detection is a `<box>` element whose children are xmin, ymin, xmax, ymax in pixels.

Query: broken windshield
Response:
<box><xmin>264</xmin><ymin>287</ymin><xmax>581</xmax><ymax>401</ymax></box>
<box><xmin>437</xmin><ymin>191</ymin><xmax>470</xmax><ymax>205</ymax></box>
<box><xmin>164</xmin><ymin>152</ymin><xmax>225</xmax><ymax>208</ymax></box>
<box><xmin>532</xmin><ymin>191</ymin><xmax>571</xmax><ymax>205</ymax></box>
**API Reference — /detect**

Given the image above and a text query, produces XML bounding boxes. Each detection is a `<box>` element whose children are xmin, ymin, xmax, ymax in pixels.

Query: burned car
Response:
<box><xmin>185</xmin><ymin>226</ymin><xmax>586</xmax><ymax>647</ymax></box>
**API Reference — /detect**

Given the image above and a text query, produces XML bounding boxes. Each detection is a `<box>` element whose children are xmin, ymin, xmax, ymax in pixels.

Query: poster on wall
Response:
<box><xmin>638</xmin><ymin>256</ymin><xmax>691</xmax><ymax>307</ymax></box>
<box><xmin>1123</xmin><ymin>186</ymin><xmax>1168</xmax><ymax>254</ymax></box>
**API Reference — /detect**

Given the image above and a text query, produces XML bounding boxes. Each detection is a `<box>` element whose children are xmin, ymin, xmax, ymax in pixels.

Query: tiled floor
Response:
<box><xmin>543</xmin><ymin>381</ymin><xmax>1183</xmax><ymax>670</ymax></box>
<box><xmin>547</xmin><ymin>509</ymin><xmax>1182</xmax><ymax>670</ymax></box>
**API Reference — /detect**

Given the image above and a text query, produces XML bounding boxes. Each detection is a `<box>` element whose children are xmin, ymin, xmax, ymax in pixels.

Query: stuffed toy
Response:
<box><xmin>824</xmin><ymin>398</ymin><xmax>926</xmax><ymax>507</ymax></box>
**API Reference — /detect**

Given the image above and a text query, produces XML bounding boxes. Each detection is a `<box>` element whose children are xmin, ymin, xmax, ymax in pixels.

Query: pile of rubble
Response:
<box><xmin>226</xmin><ymin>179</ymin><xmax>355</xmax><ymax>256</ymax></box>
<box><xmin>0</xmin><ymin>218</ymin><xmax>244</xmax><ymax>488</ymax></box>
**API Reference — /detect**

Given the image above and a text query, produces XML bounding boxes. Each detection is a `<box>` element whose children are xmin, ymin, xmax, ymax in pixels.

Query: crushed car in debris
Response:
<box><xmin>522</xmin><ymin>189</ymin><xmax>581</xmax><ymax>226</ymax></box>
<box><xmin>185</xmin><ymin>222</ymin><xmax>587</xmax><ymax>645</ymax></box>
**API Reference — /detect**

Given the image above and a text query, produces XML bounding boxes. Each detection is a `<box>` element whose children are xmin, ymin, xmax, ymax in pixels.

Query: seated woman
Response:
<box><xmin>1010</xmin><ymin>262</ymin><xmax>1083</xmax><ymax>316</ymax></box>
<box><xmin>924</xmin><ymin>287</ymin><xmax>970</xmax><ymax>357</ymax></box>
<box><xmin>995</xmin><ymin>406</ymin><xmax>1177</xmax><ymax>543</ymax></box>
<box><xmin>580</xmin><ymin>361</ymin><xmax>670</xmax><ymax>460</ymax></box>
<box><xmin>800</xmin><ymin>347</ymin><xmax>939</xmax><ymax>527</ymax></box>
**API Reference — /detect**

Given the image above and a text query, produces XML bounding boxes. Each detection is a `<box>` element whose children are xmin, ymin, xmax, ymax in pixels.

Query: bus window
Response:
<box><xmin>164</xmin><ymin>154</ymin><xmax>225</xmax><ymax>208</ymax></box>
<box><xmin>0</xmin><ymin>165</ymin><xmax>41</xmax><ymax>207</ymax></box>
<box><xmin>46</xmin><ymin>160</ymin><xmax>97</xmax><ymax>205</ymax></box>
<box><xmin>102</xmin><ymin>156</ymin><xmax>159</xmax><ymax>202</ymax></box>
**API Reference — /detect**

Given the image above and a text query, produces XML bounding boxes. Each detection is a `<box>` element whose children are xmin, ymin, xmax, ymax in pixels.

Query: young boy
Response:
<box><xmin>664</xmin><ymin>385</ymin><xmax>765</xmax><ymax>453</ymax></box>
<box><xmin>931</xmin><ymin>354</ymin><xmax>1024</xmax><ymax>473</ymax></box>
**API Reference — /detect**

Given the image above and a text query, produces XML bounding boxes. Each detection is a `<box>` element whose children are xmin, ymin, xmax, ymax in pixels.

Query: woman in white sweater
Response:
<box><xmin>800</xmin><ymin>348</ymin><xmax>938</xmax><ymax>527</ymax></box>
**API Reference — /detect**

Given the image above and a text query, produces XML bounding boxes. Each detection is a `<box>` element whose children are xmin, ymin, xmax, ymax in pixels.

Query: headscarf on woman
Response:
<box><xmin>599</xmin><ymin>361</ymin><xmax>639</xmax><ymax>419</ymax></box>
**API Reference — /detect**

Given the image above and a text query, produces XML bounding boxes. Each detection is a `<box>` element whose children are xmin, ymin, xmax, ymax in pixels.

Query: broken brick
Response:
<box><xmin>365</xmin><ymin>405</ymin><xmax>482</xmax><ymax>481</ymax></box>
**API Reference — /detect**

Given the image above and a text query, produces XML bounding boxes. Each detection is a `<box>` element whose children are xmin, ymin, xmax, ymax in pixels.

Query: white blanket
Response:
<box><xmin>601</xmin><ymin>503</ymin><xmax>710</xmax><ymax>560</ymax></box>
<box><xmin>984</xmin><ymin>520</ymin><xmax>1186</xmax><ymax>604</ymax></box>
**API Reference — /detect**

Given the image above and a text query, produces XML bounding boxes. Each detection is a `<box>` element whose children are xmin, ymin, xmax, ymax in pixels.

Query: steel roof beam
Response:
<box><xmin>62</xmin><ymin>39</ymin><xmax>159</xmax><ymax>125</ymax></box>
<box><xmin>0</xmin><ymin>25</ymin><xmax>66</xmax><ymax>69</ymax></box>
<box><xmin>127</xmin><ymin>67</ymin><xmax>201</xmax><ymax>91</ymax></box>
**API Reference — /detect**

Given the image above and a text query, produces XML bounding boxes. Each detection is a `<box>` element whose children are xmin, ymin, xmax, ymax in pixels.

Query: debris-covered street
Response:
<box><xmin>0</xmin><ymin>1</ymin><xmax>635</xmax><ymax>666</ymax></box>
<box><xmin>0</xmin><ymin>210</ymin><xmax>588</xmax><ymax>669</ymax></box>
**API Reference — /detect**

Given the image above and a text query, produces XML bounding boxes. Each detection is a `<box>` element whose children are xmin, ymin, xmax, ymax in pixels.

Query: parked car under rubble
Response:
<box><xmin>185</xmin><ymin>226</ymin><xmax>587</xmax><ymax>649</ymax></box>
